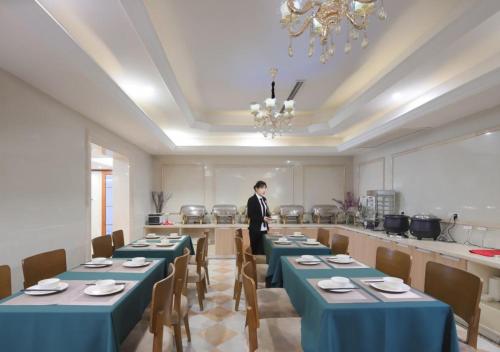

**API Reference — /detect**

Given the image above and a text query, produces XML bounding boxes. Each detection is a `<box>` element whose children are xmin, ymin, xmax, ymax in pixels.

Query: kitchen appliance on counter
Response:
<box><xmin>311</xmin><ymin>205</ymin><xmax>339</xmax><ymax>224</ymax></box>
<box><xmin>358</xmin><ymin>195</ymin><xmax>376</xmax><ymax>229</ymax></box>
<box><xmin>367</xmin><ymin>190</ymin><xmax>397</xmax><ymax>231</ymax></box>
<box><xmin>180</xmin><ymin>205</ymin><xmax>207</xmax><ymax>224</ymax></box>
<box><xmin>147</xmin><ymin>213</ymin><xmax>165</xmax><ymax>225</ymax></box>
<box><xmin>410</xmin><ymin>214</ymin><xmax>442</xmax><ymax>240</ymax></box>
<box><xmin>383</xmin><ymin>213</ymin><xmax>410</xmax><ymax>237</ymax></box>
<box><xmin>279</xmin><ymin>205</ymin><xmax>304</xmax><ymax>224</ymax></box>
<box><xmin>212</xmin><ymin>204</ymin><xmax>238</xmax><ymax>224</ymax></box>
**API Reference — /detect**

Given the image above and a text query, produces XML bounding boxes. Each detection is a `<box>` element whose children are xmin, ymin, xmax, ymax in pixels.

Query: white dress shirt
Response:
<box><xmin>255</xmin><ymin>193</ymin><xmax>268</xmax><ymax>231</ymax></box>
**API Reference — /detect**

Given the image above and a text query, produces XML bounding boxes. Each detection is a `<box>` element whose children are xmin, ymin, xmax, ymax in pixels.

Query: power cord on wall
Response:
<box><xmin>437</xmin><ymin>214</ymin><xmax>457</xmax><ymax>242</ymax></box>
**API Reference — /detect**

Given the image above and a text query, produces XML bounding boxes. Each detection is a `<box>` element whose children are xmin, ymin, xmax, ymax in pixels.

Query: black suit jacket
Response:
<box><xmin>247</xmin><ymin>194</ymin><xmax>271</xmax><ymax>232</ymax></box>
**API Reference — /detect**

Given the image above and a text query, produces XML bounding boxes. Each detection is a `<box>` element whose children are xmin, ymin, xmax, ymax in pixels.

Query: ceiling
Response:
<box><xmin>1</xmin><ymin>0</ymin><xmax>500</xmax><ymax>155</ymax></box>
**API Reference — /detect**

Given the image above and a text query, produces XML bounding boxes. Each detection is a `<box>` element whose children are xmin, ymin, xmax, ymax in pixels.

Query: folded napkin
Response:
<box><xmin>469</xmin><ymin>249</ymin><xmax>500</xmax><ymax>257</ymax></box>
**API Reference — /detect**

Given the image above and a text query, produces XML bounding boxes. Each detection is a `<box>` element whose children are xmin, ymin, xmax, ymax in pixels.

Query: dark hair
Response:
<box><xmin>253</xmin><ymin>180</ymin><xmax>267</xmax><ymax>191</ymax></box>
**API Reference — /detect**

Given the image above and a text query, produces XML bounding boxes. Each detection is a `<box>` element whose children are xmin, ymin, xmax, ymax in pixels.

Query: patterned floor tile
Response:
<box><xmin>197</xmin><ymin>323</ymin><xmax>238</xmax><ymax>346</ymax></box>
<box><xmin>204</xmin><ymin>306</ymin><xmax>235</xmax><ymax>323</ymax></box>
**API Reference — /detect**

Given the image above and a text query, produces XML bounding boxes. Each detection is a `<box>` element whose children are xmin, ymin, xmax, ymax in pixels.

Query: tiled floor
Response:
<box><xmin>179</xmin><ymin>258</ymin><xmax>500</xmax><ymax>352</ymax></box>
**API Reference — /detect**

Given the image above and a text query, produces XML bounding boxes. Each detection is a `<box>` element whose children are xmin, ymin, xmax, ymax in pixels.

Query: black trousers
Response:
<box><xmin>249</xmin><ymin>229</ymin><xmax>266</xmax><ymax>255</ymax></box>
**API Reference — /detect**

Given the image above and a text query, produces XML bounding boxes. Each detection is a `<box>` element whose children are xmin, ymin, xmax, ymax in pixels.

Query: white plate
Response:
<box><xmin>296</xmin><ymin>260</ymin><xmax>321</xmax><ymax>265</ymax></box>
<box><xmin>84</xmin><ymin>284</ymin><xmax>125</xmax><ymax>296</ymax></box>
<box><xmin>156</xmin><ymin>243</ymin><xmax>175</xmax><ymax>247</ymax></box>
<box><xmin>317</xmin><ymin>280</ymin><xmax>353</xmax><ymax>293</ymax></box>
<box><xmin>289</xmin><ymin>234</ymin><xmax>304</xmax><ymax>237</ymax></box>
<box><xmin>370</xmin><ymin>282</ymin><xmax>411</xmax><ymax>293</ymax></box>
<box><xmin>24</xmin><ymin>282</ymin><xmax>69</xmax><ymax>296</ymax></box>
<box><xmin>83</xmin><ymin>260</ymin><xmax>113</xmax><ymax>268</ymax></box>
<box><xmin>123</xmin><ymin>261</ymin><xmax>152</xmax><ymax>268</ymax></box>
<box><xmin>327</xmin><ymin>257</ymin><xmax>354</xmax><ymax>264</ymax></box>
<box><xmin>131</xmin><ymin>243</ymin><xmax>149</xmax><ymax>247</ymax></box>
<box><xmin>145</xmin><ymin>235</ymin><xmax>160</xmax><ymax>239</ymax></box>
<box><xmin>302</xmin><ymin>241</ymin><xmax>320</xmax><ymax>245</ymax></box>
<box><xmin>167</xmin><ymin>235</ymin><xmax>181</xmax><ymax>239</ymax></box>
<box><xmin>274</xmin><ymin>241</ymin><xmax>292</xmax><ymax>245</ymax></box>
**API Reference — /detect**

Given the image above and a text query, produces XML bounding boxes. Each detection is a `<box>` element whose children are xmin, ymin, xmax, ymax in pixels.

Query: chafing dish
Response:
<box><xmin>180</xmin><ymin>205</ymin><xmax>207</xmax><ymax>224</ymax></box>
<box><xmin>212</xmin><ymin>204</ymin><xmax>238</xmax><ymax>224</ymax></box>
<box><xmin>279</xmin><ymin>205</ymin><xmax>304</xmax><ymax>224</ymax></box>
<box><xmin>311</xmin><ymin>205</ymin><xmax>339</xmax><ymax>224</ymax></box>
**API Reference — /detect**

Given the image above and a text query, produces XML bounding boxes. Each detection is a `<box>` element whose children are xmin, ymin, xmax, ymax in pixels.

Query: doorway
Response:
<box><xmin>90</xmin><ymin>143</ymin><xmax>130</xmax><ymax>244</ymax></box>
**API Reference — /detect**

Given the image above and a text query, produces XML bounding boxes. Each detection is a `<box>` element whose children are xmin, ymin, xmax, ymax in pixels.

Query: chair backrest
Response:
<box><xmin>22</xmin><ymin>249</ymin><xmax>67</xmax><ymax>288</ymax></box>
<box><xmin>375</xmin><ymin>246</ymin><xmax>412</xmax><ymax>285</ymax></box>
<box><xmin>242</xmin><ymin>262</ymin><xmax>259</xmax><ymax>352</ymax></box>
<box><xmin>111</xmin><ymin>230</ymin><xmax>125</xmax><ymax>250</ymax></box>
<box><xmin>171</xmin><ymin>248</ymin><xmax>190</xmax><ymax>323</ymax></box>
<box><xmin>330</xmin><ymin>233</ymin><xmax>349</xmax><ymax>255</ymax></box>
<box><xmin>92</xmin><ymin>235</ymin><xmax>113</xmax><ymax>258</ymax></box>
<box><xmin>0</xmin><ymin>265</ymin><xmax>12</xmax><ymax>299</ymax></box>
<box><xmin>317</xmin><ymin>229</ymin><xmax>330</xmax><ymax>247</ymax></box>
<box><xmin>235</xmin><ymin>236</ymin><xmax>244</xmax><ymax>272</ymax></box>
<box><xmin>425</xmin><ymin>261</ymin><xmax>482</xmax><ymax>347</ymax></box>
<box><xmin>243</xmin><ymin>247</ymin><xmax>258</xmax><ymax>284</ymax></box>
<box><xmin>203</xmin><ymin>230</ymin><xmax>209</xmax><ymax>260</ymax></box>
<box><xmin>235</xmin><ymin>228</ymin><xmax>243</xmax><ymax>238</ymax></box>
<box><xmin>194</xmin><ymin>236</ymin><xmax>207</xmax><ymax>270</ymax></box>
<box><xmin>149</xmin><ymin>263</ymin><xmax>175</xmax><ymax>334</ymax></box>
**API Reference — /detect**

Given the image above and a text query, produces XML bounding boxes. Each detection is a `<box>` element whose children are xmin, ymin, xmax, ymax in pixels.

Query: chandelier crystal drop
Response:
<box><xmin>280</xmin><ymin>0</ymin><xmax>387</xmax><ymax>64</ymax></box>
<box><xmin>250</xmin><ymin>68</ymin><xmax>295</xmax><ymax>139</ymax></box>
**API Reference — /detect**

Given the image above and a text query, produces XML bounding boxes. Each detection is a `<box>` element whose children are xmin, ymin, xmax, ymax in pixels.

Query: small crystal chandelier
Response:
<box><xmin>250</xmin><ymin>68</ymin><xmax>295</xmax><ymax>138</ymax></box>
<box><xmin>280</xmin><ymin>0</ymin><xmax>387</xmax><ymax>64</ymax></box>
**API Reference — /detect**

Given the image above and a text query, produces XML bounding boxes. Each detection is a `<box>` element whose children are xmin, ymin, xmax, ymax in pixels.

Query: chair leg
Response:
<box><xmin>173</xmin><ymin>323</ymin><xmax>183</xmax><ymax>352</ymax></box>
<box><xmin>183</xmin><ymin>313</ymin><xmax>192</xmax><ymax>342</ymax></box>
<box><xmin>234</xmin><ymin>280</ymin><xmax>242</xmax><ymax>311</ymax></box>
<box><xmin>196</xmin><ymin>281</ymin><xmax>204</xmax><ymax>311</ymax></box>
<box><xmin>233</xmin><ymin>278</ymin><xmax>238</xmax><ymax>299</ymax></box>
<box><xmin>152</xmin><ymin>323</ymin><xmax>164</xmax><ymax>352</ymax></box>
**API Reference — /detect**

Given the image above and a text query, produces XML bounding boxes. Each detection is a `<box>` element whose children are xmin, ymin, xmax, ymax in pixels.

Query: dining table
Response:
<box><xmin>113</xmin><ymin>234</ymin><xmax>194</xmax><ymax>272</ymax></box>
<box><xmin>0</xmin><ymin>258</ymin><xmax>165</xmax><ymax>352</ymax></box>
<box><xmin>281</xmin><ymin>255</ymin><xmax>459</xmax><ymax>352</ymax></box>
<box><xmin>264</xmin><ymin>233</ymin><xmax>331</xmax><ymax>287</ymax></box>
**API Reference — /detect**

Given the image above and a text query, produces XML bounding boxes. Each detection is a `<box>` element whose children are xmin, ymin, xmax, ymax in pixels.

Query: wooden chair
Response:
<box><xmin>316</xmin><ymin>228</ymin><xmax>330</xmax><ymax>247</ymax></box>
<box><xmin>0</xmin><ymin>265</ymin><xmax>12</xmax><ymax>300</ymax></box>
<box><xmin>425</xmin><ymin>261</ymin><xmax>482</xmax><ymax>350</ymax></box>
<box><xmin>375</xmin><ymin>246</ymin><xmax>412</xmax><ymax>285</ymax></box>
<box><xmin>121</xmin><ymin>264</ymin><xmax>176</xmax><ymax>352</ymax></box>
<box><xmin>112</xmin><ymin>229</ymin><xmax>125</xmax><ymax>250</ymax></box>
<box><xmin>92</xmin><ymin>235</ymin><xmax>113</xmax><ymax>258</ymax></box>
<box><xmin>242</xmin><ymin>261</ymin><xmax>298</xmax><ymax>319</ymax></box>
<box><xmin>242</xmin><ymin>262</ymin><xmax>302</xmax><ymax>352</ymax></box>
<box><xmin>330</xmin><ymin>233</ymin><xmax>349</xmax><ymax>255</ymax></box>
<box><xmin>242</xmin><ymin>230</ymin><xmax>267</xmax><ymax>264</ymax></box>
<box><xmin>187</xmin><ymin>236</ymin><xmax>207</xmax><ymax>310</ymax></box>
<box><xmin>202</xmin><ymin>230</ymin><xmax>210</xmax><ymax>286</ymax></box>
<box><xmin>22</xmin><ymin>249</ymin><xmax>67</xmax><ymax>289</ymax></box>
<box><xmin>244</xmin><ymin>247</ymin><xmax>268</xmax><ymax>287</ymax></box>
<box><xmin>166</xmin><ymin>248</ymin><xmax>191</xmax><ymax>352</ymax></box>
<box><xmin>234</xmin><ymin>235</ymin><xmax>245</xmax><ymax>310</ymax></box>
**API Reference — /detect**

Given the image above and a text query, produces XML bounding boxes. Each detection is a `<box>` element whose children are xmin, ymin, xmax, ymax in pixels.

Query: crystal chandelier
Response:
<box><xmin>280</xmin><ymin>0</ymin><xmax>387</xmax><ymax>64</ymax></box>
<box><xmin>250</xmin><ymin>68</ymin><xmax>295</xmax><ymax>138</ymax></box>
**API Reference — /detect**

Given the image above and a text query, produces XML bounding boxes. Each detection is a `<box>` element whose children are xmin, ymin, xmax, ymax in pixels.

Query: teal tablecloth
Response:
<box><xmin>0</xmin><ymin>258</ymin><xmax>165</xmax><ymax>352</ymax></box>
<box><xmin>281</xmin><ymin>257</ymin><xmax>459</xmax><ymax>352</ymax></box>
<box><xmin>113</xmin><ymin>235</ymin><xmax>194</xmax><ymax>271</ymax></box>
<box><xmin>264</xmin><ymin>235</ymin><xmax>331</xmax><ymax>287</ymax></box>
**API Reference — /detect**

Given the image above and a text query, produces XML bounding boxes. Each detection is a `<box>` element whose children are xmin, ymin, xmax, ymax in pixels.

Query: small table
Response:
<box><xmin>264</xmin><ymin>234</ymin><xmax>331</xmax><ymax>287</ymax></box>
<box><xmin>0</xmin><ymin>258</ymin><xmax>165</xmax><ymax>352</ymax></box>
<box><xmin>113</xmin><ymin>235</ymin><xmax>195</xmax><ymax>272</ymax></box>
<box><xmin>281</xmin><ymin>256</ymin><xmax>459</xmax><ymax>352</ymax></box>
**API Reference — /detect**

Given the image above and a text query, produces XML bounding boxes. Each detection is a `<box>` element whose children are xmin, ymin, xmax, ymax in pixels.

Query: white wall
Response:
<box><xmin>353</xmin><ymin>105</ymin><xmax>500</xmax><ymax>247</ymax></box>
<box><xmin>153</xmin><ymin>155</ymin><xmax>353</xmax><ymax>217</ymax></box>
<box><xmin>0</xmin><ymin>69</ymin><xmax>153</xmax><ymax>291</ymax></box>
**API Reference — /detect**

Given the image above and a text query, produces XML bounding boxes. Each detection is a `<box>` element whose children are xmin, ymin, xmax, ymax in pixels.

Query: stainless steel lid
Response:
<box><xmin>279</xmin><ymin>205</ymin><xmax>304</xmax><ymax>216</ymax></box>
<box><xmin>212</xmin><ymin>204</ymin><xmax>238</xmax><ymax>216</ymax></box>
<box><xmin>180</xmin><ymin>205</ymin><xmax>206</xmax><ymax>217</ymax></box>
<box><xmin>412</xmin><ymin>213</ymin><xmax>440</xmax><ymax>220</ymax></box>
<box><xmin>311</xmin><ymin>205</ymin><xmax>339</xmax><ymax>216</ymax></box>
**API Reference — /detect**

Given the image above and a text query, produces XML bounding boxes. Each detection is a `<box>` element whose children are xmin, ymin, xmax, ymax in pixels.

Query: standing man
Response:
<box><xmin>247</xmin><ymin>180</ymin><xmax>272</xmax><ymax>254</ymax></box>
